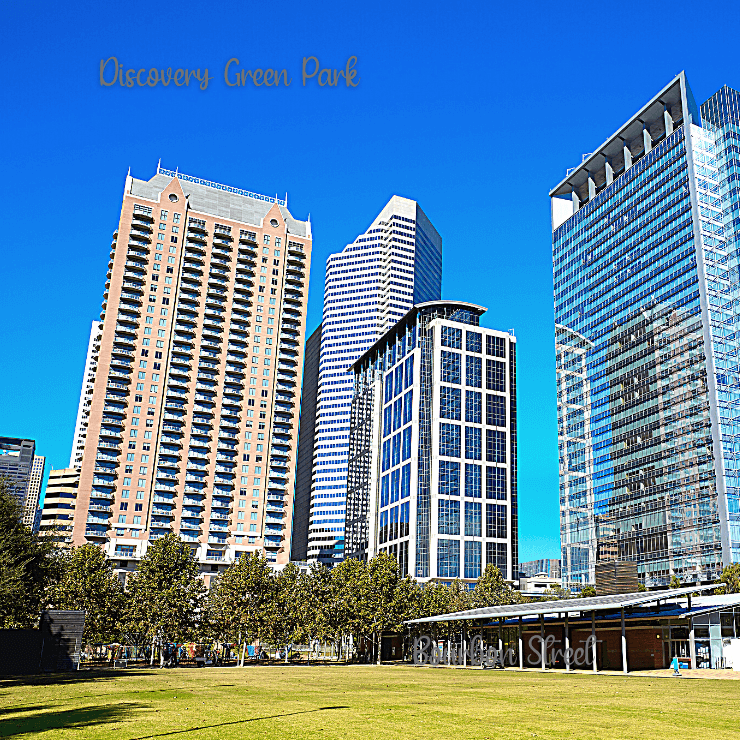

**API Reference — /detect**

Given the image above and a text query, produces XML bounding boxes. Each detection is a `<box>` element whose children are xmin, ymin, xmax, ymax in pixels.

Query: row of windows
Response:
<box><xmin>440</xmin><ymin>326</ymin><xmax>507</xmax><ymax>359</ymax></box>
<box><xmin>384</xmin><ymin>354</ymin><xmax>414</xmax><ymax>403</ymax></box>
<box><xmin>438</xmin><ymin>502</ymin><xmax>508</xmax><ymax>538</ymax></box>
<box><xmin>439</xmin><ymin>423</ymin><xmax>506</xmax><ymax>462</ymax></box>
<box><xmin>380</xmin><ymin>464</ymin><xmax>411</xmax><ymax>507</ymax></box>
<box><xmin>438</xmin><ymin>461</ymin><xmax>507</xmax><ymax>499</ymax></box>
<box><xmin>438</xmin><ymin>539</ymin><xmax>508</xmax><ymax>579</ymax></box>
<box><xmin>383</xmin><ymin>390</ymin><xmax>413</xmax><ymax>436</ymax></box>
<box><xmin>440</xmin><ymin>352</ymin><xmax>506</xmax><ymax>392</ymax></box>
<box><xmin>381</xmin><ymin>428</ymin><xmax>412</xmax><ymax>471</ymax></box>
<box><xmin>379</xmin><ymin>501</ymin><xmax>410</xmax><ymax>544</ymax></box>
<box><xmin>439</xmin><ymin>388</ymin><xmax>506</xmax><ymax>426</ymax></box>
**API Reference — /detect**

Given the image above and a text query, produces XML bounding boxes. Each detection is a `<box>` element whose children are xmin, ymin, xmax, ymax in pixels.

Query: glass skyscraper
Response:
<box><xmin>304</xmin><ymin>196</ymin><xmax>442</xmax><ymax>564</ymax></box>
<box><xmin>551</xmin><ymin>73</ymin><xmax>740</xmax><ymax>588</ymax></box>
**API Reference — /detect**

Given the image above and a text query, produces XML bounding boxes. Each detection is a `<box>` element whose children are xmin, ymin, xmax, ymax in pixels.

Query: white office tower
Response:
<box><xmin>304</xmin><ymin>196</ymin><xmax>442</xmax><ymax>564</ymax></box>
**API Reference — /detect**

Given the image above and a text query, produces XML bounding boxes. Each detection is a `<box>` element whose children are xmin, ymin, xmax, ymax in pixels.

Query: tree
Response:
<box><xmin>48</xmin><ymin>544</ymin><xmax>125</xmax><ymax>643</ymax></box>
<box><xmin>579</xmin><ymin>586</ymin><xmax>597</xmax><ymax>597</ymax></box>
<box><xmin>669</xmin><ymin>575</ymin><xmax>681</xmax><ymax>589</ymax></box>
<box><xmin>472</xmin><ymin>565</ymin><xmax>521</xmax><ymax>607</ymax></box>
<box><xmin>265</xmin><ymin>562</ymin><xmax>302</xmax><ymax>654</ymax></box>
<box><xmin>0</xmin><ymin>479</ymin><xmax>60</xmax><ymax>628</ymax></box>
<box><xmin>330</xmin><ymin>557</ymin><xmax>372</xmax><ymax>659</ymax></box>
<box><xmin>637</xmin><ymin>583</ymin><xmax>647</xmax><ymax>592</ymax></box>
<box><xmin>208</xmin><ymin>551</ymin><xmax>273</xmax><ymax>662</ymax></box>
<box><xmin>717</xmin><ymin>563</ymin><xmax>740</xmax><ymax>594</ymax></box>
<box><xmin>124</xmin><ymin>533</ymin><xmax>206</xmax><ymax>650</ymax></box>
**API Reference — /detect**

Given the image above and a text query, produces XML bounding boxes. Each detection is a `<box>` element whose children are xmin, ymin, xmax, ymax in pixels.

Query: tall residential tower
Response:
<box><xmin>71</xmin><ymin>167</ymin><xmax>311</xmax><ymax>573</ymax></box>
<box><xmin>551</xmin><ymin>73</ymin><xmax>740</xmax><ymax>588</ymax></box>
<box><xmin>303</xmin><ymin>196</ymin><xmax>442</xmax><ymax>564</ymax></box>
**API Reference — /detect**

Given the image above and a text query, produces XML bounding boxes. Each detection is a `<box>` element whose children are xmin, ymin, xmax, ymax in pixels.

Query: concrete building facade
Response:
<box><xmin>40</xmin><ymin>468</ymin><xmax>79</xmax><ymax>545</ymax></box>
<box><xmin>345</xmin><ymin>301</ymin><xmax>517</xmax><ymax>582</ymax></box>
<box><xmin>70</xmin><ymin>166</ymin><xmax>312</xmax><ymax>572</ymax></box>
<box><xmin>70</xmin><ymin>322</ymin><xmax>104</xmax><ymax>469</ymax></box>
<box><xmin>305</xmin><ymin>196</ymin><xmax>442</xmax><ymax>565</ymax></box>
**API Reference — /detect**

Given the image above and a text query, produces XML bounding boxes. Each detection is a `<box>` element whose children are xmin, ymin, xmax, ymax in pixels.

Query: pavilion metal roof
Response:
<box><xmin>687</xmin><ymin>596</ymin><xmax>740</xmax><ymax>618</ymax></box>
<box><xmin>405</xmin><ymin>584</ymin><xmax>718</xmax><ymax>624</ymax></box>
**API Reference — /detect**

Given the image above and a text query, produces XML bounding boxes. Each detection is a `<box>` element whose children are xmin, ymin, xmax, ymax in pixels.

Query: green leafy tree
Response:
<box><xmin>208</xmin><ymin>551</ymin><xmax>273</xmax><ymax>661</ymax></box>
<box><xmin>331</xmin><ymin>557</ymin><xmax>372</xmax><ymax>659</ymax></box>
<box><xmin>717</xmin><ymin>563</ymin><xmax>740</xmax><ymax>594</ymax></box>
<box><xmin>124</xmin><ymin>533</ymin><xmax>205</xmax><ymax>648</ymax></box>
<box><xmin>669</xmin><ymin>575</ymin><xmax>681</xmax><ymax>589</ymax></box>
<box><xmin>265</xmin><ymin>562</ymin><xmax>302</xmax><ymax>653</ymax></box>
<box><xmin>472</xmin><ymin>565</ymin><xmax>521</xmax><ymax>607</ymax></box>
<box><xmin>0</xmin><ymin>479</ymin><xmax>60</xmax><ymax>628</ymax></box>
<box><xmin>579</xmin><ymin>586</ymin><xmax>597</xmax><ymax>597</ymax></box>
<box><xmin>637</xmin><ymin>583</ymin><xmax>647</xmax><ymax>592</ymax></box>
<box><xmin>47</xmin><ymin>544</ymin><xmax>125</xmax><ymax>643</ymax></box>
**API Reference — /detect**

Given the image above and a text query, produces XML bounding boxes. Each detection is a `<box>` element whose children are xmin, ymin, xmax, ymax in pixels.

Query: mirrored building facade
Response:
<box><xmin>551</xmin><ymin>73</ymin><xmax>740</xmax><ymax>588</ymax></box>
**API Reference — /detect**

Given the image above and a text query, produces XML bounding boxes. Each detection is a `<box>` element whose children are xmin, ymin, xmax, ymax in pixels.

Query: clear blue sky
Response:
<box><xmin>2</xmin><ymin>0</ymin><xmax>739</xmax><ymax>561</ymax></box>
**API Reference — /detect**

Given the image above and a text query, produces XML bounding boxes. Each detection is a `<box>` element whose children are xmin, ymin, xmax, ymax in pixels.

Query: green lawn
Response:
<box><xmin>1</xmin><ymin>664</ymin><xmax>737</xmax><ymax>740</ymax></box>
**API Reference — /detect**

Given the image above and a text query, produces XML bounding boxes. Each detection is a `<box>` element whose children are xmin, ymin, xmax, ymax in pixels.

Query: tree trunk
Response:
<box><xmin>240</xmin><ymin>641</ymin><xmax>247</xmax><ymax>667</ymax></box>
<box><xmin>150</xmin><ymin>639</ymin><xmax>156</xmax><ymax>666</ymax></box>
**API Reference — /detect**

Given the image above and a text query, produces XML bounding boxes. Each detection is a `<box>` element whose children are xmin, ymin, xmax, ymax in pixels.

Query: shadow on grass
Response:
<box><xmin>0</xmin><ymin>669</ymin><xmax>160</xmax><ymax>690</ymax></box>
<box><xmin>125</xmin><ymin>705</ymin><xmax>350</xmax><ymax>739</ymax></box>
<box><xmin>0</xmin><ymin>702</ymin><xmax>146</xmax><ymax>737</ymax></box>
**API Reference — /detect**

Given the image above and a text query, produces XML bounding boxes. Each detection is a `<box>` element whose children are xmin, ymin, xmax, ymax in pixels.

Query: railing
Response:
<box><xmin>158</xmin><ymin>166</ymin><xmax>286</xmax><ymax>206</ymax></box>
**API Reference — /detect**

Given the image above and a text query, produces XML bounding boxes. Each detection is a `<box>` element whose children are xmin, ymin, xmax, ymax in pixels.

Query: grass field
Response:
<box><xmin>1</xmin><ymin>665</ymin><xmax>738</xmax><ymax>740</ymax></box>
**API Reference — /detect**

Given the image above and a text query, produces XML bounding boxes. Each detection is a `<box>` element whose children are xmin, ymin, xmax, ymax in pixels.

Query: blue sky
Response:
<box><xmin>2</xmin><ymin>0</ymin><xmax>739</xmax><ymax>561</ymax></box>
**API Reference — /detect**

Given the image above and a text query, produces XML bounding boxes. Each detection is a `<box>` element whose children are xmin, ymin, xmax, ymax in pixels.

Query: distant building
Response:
<box><xmin>39</xmin><ymin>468</ymin><xmax>80</xmax><ymax>546</ymax></box>
<box><xmin>292</xmin><ymin>324</ymin><xmax>322</xmax><ymax>561</ymax></box>
<box><xmin>519</xmin><ymin>558</ymin><xmax>561</xmax><ymax>580</ymax></box>
<box><xmin>22</xmin><ymin>455</ymin><xmax>46</xmax><ymax>529</ymax></box>
<box><xmin>345</xmin><ymin>301</ymin><xmax>517</xmax><ymax>582</ymax></box>
<box><xmin>0</xmin><ymin>437</ymin><xmax>36</xmax><ymax>510</ymax></box>
<box><xmin>519</xmin><ymin>574</ymin><xmax>561</xmax><ymax>595</ymax></box>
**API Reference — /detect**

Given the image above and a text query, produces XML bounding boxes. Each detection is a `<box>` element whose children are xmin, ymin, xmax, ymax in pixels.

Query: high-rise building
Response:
<box><xmin>550</xmin><ymin>73</ymin><xmax>740</xmax><ymax>588</ymax></box>
<box><xmin>518</xmin><ymin>558</ymin><xmax>561</xmax><ymax>580</ymax></box>
<box><xmin>345</xmin><ymin>301</ymin><xmax>517</xmax><ymax>582</ymax></box>
<box><xmin>304</xmin><ymin>196</ymin><xmax>442</xmax><ymax>565</ymax></box>
<box><xmin>22</xmin><ymin>455</ymin><xmax>46</xmax><ymax>530</ymax></box>
<box><xmin>70</xmin><ymin>321</ymin><xmax>104</xmax><ymax>468</ymax></box>
<box><xmin>40</xmin><ymin>468</ymin><xmax>79</xmax><ymax>545</ymax></box>
<box><xmin>70</xmin><ymin>166</ymin><xmax>312</xmax><ymax>573</ymax></box>
<box><xmin>292</xmin><ymin>323</ymin><xmax>322</xmax><ymax>561</ymax></box>
<box><xmin>0</xmin><ymin>437</ymin><xmax>35</xmax><ymax>509</ymax></box>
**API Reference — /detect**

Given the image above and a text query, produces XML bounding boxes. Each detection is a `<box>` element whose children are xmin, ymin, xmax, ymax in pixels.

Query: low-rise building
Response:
<box><xmin>40</xmin><ymin>468</ymin><xmax>80</xmax><ymax>546</ymax></box>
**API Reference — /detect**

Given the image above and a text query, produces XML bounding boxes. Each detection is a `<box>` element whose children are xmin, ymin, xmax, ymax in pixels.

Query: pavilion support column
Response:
<box><xmin>463</xmin><ymin>628</ymin><xmax>467</xmax><ymax>669</ymax></box>
<box><xmin>621</xmin><ymin>607</ymin><xmax>628</xmax><ymax>674</ymax></box>
<box><xmin>540</xmin><ymin>614</ymin><xmax>546</xmax><ymax>672</ymax></box>
<box><xmin>498</xmin><ymin>619</ymin><xmax>503</xmax><ymax>664</ymax></box>
<box><xmin>518</xmin><ymin>616</ymin><xmax>523</xmax><ymax>670</ymax></box>
<box><xmin>689</xmin><ymin>618</ymin><xmax>697</xmax><ymax>670</ymax></box>
<box><xmin>605</xmin><ymin>159</ymin><xmax>613</xmax><ymax>186</ymax></box>
<box><xmin>565</xmin><ymin>613</ymin><xmax>571</xmax><ymax>672</ymax></box>
<box><xmin>591</xmin><ymin>610</ymin><xmax>597</xmax><ymax>673</ymax></box>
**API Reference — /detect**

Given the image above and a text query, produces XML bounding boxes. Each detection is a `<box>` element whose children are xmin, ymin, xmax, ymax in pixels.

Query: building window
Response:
<box><xmin>382</xmin><ymin>439</ymin><xmax>391</xmax><ymax>471</ymax></box>
<box><xmin>465</xmin><ymin>426</ymin><xmax>481</xmax><ymax>460</ymax></box>
<box><xmin>405</xmin><ymin>355</ymin><xmax>414</xmax><ymax>388</ymax></box>
<box><xmin>439</xmin><ymin>423</ymin><xmax>461</xmax><ymax>458</ymax></box>
<box><xmin>486</xmin><ymin>541</ymin><xmax>508</xmax><ymax>578</ymax></box>
<box><xmin>486</xmin><ymin>335</ymin><xmax>506</xmax><ymax>358</ymax></box>
<box><xmin>486</xmin><ymin>503</ymin><xmax>508</xmax><ymax>539</ymax></box>
<box><xmin>466</xmin><ymin>331</ymin><xmax>482</xmax><ymax>353</ymax></box>
<box><xmin>466</xmin><ymin>390</ymin><xmax>481</xmax><ymax>424</ymax></box>
<box><xmin>438</xmin><ymin>499</ymin><xmax>460</xmax><ymax>535</ymax></box>
<box><xmin>391</xmin><ymin>432</ymin><xmax>402</xmax><ymax>467</ymax></box>
<box><xmin>381</xmin><ymin>475</ymin><xmax>389</xmax><ymax>507</ymax></box>
<box><xmin>264</xmin><ymin>235</ymin><xmax>270</xmax><ymax>244</ymax></box>
<box><xmin>403</xmin><ymin>390</ymin><xmax>413</xmax><ymax>424</ymax></box>
<box><xmin>401</xmin><ymin>464</ymin><xmax>411</xmax><ymax>498</ymax></box>
<box><xmin>394</xmin><ymin>364</ymin><xmax>404</xmax><ymax>397</ymax></box>
<box><xmin>486</xmin><ymin>430</ymin><xmax>507</xmax><ymax>464</ymax></box>
<box><xmin>441</xmin><ymin>351</ymin><xmax>461</xmax><ymax>384</ymax></box>
<box><xmin>486</xmin><ymin>394</ymin><xmax>506</xmax><ymax>427</ymax></box>
<box><xmin>465</xmin><ymin>500</ymin><xmax>482</xmax><ymax>536</ymax></box>
<box><xmin>383</xmin><ymin>405</ymin><xmax>392</xmax><ymax>437</ymax></box>
<box><xmin>465</xmin><ymin>463</ymin><xmax>481</xmax><ymax>498</ymax></box>
<box><xmin>464</xmin><ymin>540</ymin><xmax>482</xmax><ymax>579</ymax></box>
<box><xmin>466</xmin><ymin>355</ymin><xmax>482</xmax><ymax>388</ymax></box>
<box><xmin>401</xmin><ymin>427</ymin><xmax>411</xmax><ymax>460</ymax></box>
<box><xmin>486</xmin><ymin>359</ymin><xmax>506</xmax><ymax>392</ymax></box>
<box><xmin>440</xmin><ymin>386</ymin><xmax>461</xmax><ymax>420</ymax></box>
<box><xmin>379</xmin><ymin>510</ymin><xmax>388</xmax><ymax>544</ymax></box>
<box><xmin>437</xmin><ymin>539</ymin><xmax>460</xmax><ymax>578</ymax></box>
<box><xmin>393</xmin><ymin>397</ymin><xmax>402</xmax><ymax>430</ymax></box>
<box><xmin>391</xmin><ymin>469</ymin><xmax>400</xmax><ymax>503</ymax></box>
<box><xmin>441</xmin><ymin>326</ymin><xmax>462</xmax><ymax>349</ymax></box>
<box><xmin>439</xmin><ymin>460</ymin><xmax>460</xmax><ymax>496</ymax></box>
<box><xmin>385</xmin><ymin>374</ymin><xmax>393</xmax><ymax>404</ymax></box>
<box><xmin>400</xmin><ymin>501</ymin><xmax>410</xmax><ymax>537</ymax></box>
<box><xmin>486</xmin><ymin>466</ymin><xmax>507</xmax><ymax>499</ymax></box>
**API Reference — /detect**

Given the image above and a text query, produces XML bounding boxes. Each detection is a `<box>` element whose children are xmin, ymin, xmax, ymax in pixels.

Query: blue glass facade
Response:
<box><xmin>552</xmin><ymin>74</ymin><xmax>740</xmax><ymax>588</ymax></box>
